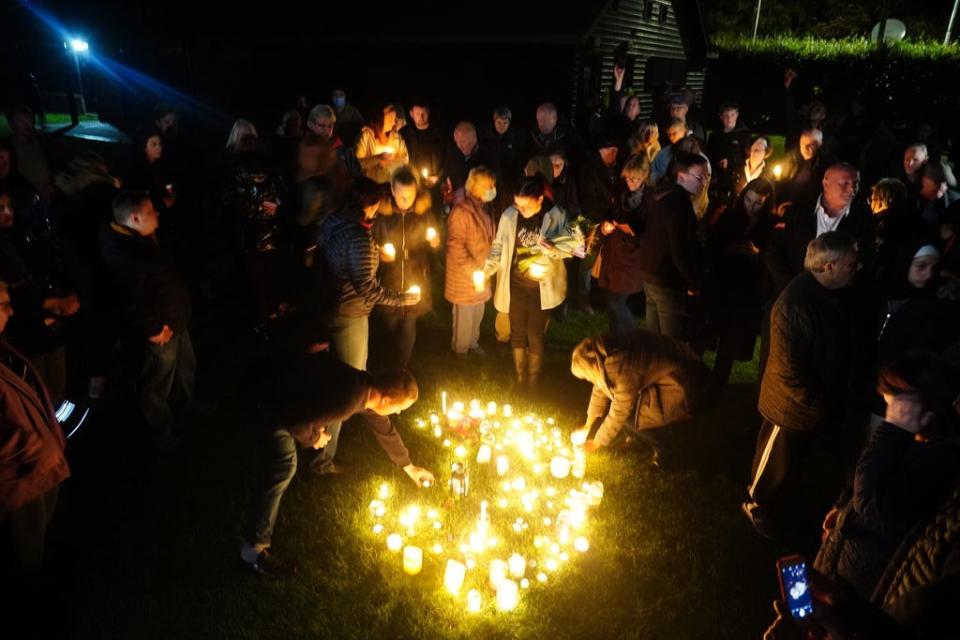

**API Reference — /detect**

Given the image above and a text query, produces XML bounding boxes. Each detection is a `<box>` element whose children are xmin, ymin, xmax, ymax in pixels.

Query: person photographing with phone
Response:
<box><xmin>240</xmin><ymin>353</ymin><xmax>434</xmax><ymax>579</ymax></box>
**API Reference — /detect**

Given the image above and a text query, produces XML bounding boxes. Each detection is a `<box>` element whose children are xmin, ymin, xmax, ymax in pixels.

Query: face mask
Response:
<box><xmin>482</xmin><ymin>187</ymin><xmax>497</xmax><ymax>203</ymax></box>
<box><xmin>333</xmin><ymin>97</ymin><xmax>346</xmax><ymax>110</ymax></box>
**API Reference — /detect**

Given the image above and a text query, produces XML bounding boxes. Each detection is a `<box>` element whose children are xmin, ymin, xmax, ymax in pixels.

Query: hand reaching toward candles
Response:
<box><xmin>404</xmin><ymin>464</ymin><xmax>435</xmax><ymax>488</ymax></box>
<box><xmin>581</xmin><ymin>439</ymin><xmax>600</xmax><ymax>454</ymax></box>
<box><xmin>310</xmin><ymin>426</ymin><xmax>332</xmax><ymax>450</ymax></box>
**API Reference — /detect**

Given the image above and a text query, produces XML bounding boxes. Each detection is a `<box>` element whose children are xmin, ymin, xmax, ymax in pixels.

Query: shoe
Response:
<box><xmin>246</xmin><ymin>549</ymin><xmax>298</xmax><ymax>579</ymax></box>
<box><xmin>311</xmin><ymin>462</ymin><xmax>350</xmax><ymax>477</ymax></box>
<box><xmin>741</xmin><ymin>501</ymin><xmax>779</xmax><ymax>540</ymax></box>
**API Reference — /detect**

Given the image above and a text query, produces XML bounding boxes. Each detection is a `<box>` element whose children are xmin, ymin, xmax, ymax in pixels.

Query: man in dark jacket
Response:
<box><xmin>240</xmin><ymin>354</ymin><xmax>434</xmax><ymax>578</ymax></box>
<box><xmin>0</xmin><ymin>280</ymin><xmax>70</xmax><ymax>586</ymax></box>
<box><xmin>441</xmin><ymin>122</ymin><xmax>495</xmax><ymax>198</ymax></box>
<box><xmin>100</xmin><ymin>190</ymin><xmax>194</xmax><ymax>451</ymax></box>
<box><xmin>576</xmin><ymin>137</ymin><xmax>620</xmax><ymax>313</ymax></box>
<box><xmin>744</xmin><ymin>231</ymin><xmax>859</xmax><ymax>540</ymax></box>
<box><xmin>482</xmin><ymin>106</ymin><xmax>524</xmax><ymax>197</ymax></box>
<box><xmin>775</xmin><ymin>128</ymin><xmax>833</xmax><ymax>205</ymax></box>
<box><xmin>764</xmin><ymin>162</ymin><xmax>874</xmax><ymax>294</ymax></box>
<box><xmin>637</xmin><ymin>152</ymin><xmax>705</xmax><ymax>339</ymax></box>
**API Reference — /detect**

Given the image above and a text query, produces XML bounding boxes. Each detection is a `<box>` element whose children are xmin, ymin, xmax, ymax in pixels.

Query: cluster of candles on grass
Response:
<box><xmin>365</xmin><ymin>394</ymin><xmax>604</xmax><ymax>613</ymax></box>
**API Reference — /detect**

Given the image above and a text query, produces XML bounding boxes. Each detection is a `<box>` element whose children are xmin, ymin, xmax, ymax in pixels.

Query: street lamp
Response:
<box><xmin>69</xmin><ymin>38</ymin><xmax>89</xmax><ymax>53</ymax></box>
<box><xmin>64</xmin><ymin>37</ymin><xmax>90</xmax><ymax>115</ymax></box>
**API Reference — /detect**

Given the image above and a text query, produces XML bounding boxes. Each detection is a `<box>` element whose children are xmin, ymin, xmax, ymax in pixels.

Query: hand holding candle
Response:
<box><xmin>426</xmin><ymin>226</ymin><xmax>440</xmax><ymax>248</ymax></box>
<box><xmin>773</xmin><ymin>164</ymin><xmax>782</xmax><ymax>181</ymax></box>
<box><xmin>382</xmin><ymin>242</ymin><xmax>396</xmax><ymax>262</ymax></box>
<box><xmin>528</xmin><ymin>263</ymin><xmax>547</xmax><ymax>280</ymax></box>
<box><xmin>473</xmin><ymin>270</ymin><xmax>485</xmax><ymax>293</ymax></box>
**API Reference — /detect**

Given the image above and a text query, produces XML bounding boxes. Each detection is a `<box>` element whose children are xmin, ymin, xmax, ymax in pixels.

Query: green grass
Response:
<box><xmin>713</xmin><ymin>34</ymin><xmax>960</xmax><ymax>62</ymax></box>
<box><xmin>0</xmin><ymin>112</ymin><xmax>100</xmax><ymax>137</ymax></box>
<box><xmin>61</xmin><ymin>296</ymin><xmax>782</xmax><ymax>639</ymax></box>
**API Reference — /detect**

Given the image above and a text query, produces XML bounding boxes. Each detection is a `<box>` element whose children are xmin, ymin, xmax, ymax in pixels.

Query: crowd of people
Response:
<box><xmin>2</xmin><ymin>63</ymin><xmax>960</xmax><ymax>637</ymax></box>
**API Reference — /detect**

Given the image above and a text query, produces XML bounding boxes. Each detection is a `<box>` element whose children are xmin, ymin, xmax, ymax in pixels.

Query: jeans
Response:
<box><xmin>244</xmin><ymin>428</ymin><xmax>298</xmax><ymax>547</ymax></box>
<box><xmin>576</xmin><ymin>255</ymin><xmax>595</xmax><ymax>304</ymax></box>
<box><xmin>606</xmin><ymin>292</ymin><xmax>637</xmax><ymax>334</ymax></box>
<box><xmin>643</xmin><ymin>283</ymin><xmax>690</xmax><ymax>339</ymax></box>
<box><xmin>377</xmin><ymin>307</ymin><xmax>418</xmax><ymax>368</ymax></box>
<box><xmin>451</xmin><ymin>303</ymin><xmax>485</xmax><ymax>354</ymax></box>
<box><xmin>509</xmin><ymin>280</ymin><xmax>548</xmax><ymax>356</ymax></box>
<box><xmin>316</xmin><ymin>314</ymin><xmax>369</xmax><ymax>472</ymax></box>
<box><xmin>138</xmin><ymin>329</ymin><xmax>196</xmax><ymax>442</ymax></box>
<box><xmin>0</xmin><ymin>485</ymin><xmax>59</xmax><ymax>579</ymax></box>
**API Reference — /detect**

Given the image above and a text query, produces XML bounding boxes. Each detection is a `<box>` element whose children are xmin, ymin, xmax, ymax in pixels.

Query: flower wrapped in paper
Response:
<box><xmin>515</xmin><ymin>215</ymin><xmax>598</xmax><ymax>276</ymax></box>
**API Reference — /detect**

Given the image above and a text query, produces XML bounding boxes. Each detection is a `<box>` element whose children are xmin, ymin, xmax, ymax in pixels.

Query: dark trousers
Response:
<box><xmin>377</xmin><ymin>307</ymin><xmax>418</xmax><ymax>368</ymax></box>
<box><xmin>605</xmin><ymin>291</ymin><xmax>637</xmax><ymax>334</ymax></box>
<box><xmin>0</xmin><ymin>485</ymin><xmax>59</xmax><ymax>579</ymax></box>
<box><xmin>137</xmin><ymin>329</ymin><xmax>196</xmax><ymax>442</ymax></box>
<box><xmin>244</xmin><ymin>428</ymin><xmax>298</xmax><ymax>548</ymax></box>
<box><xmin>509</xmin><ymin>282</ymin><xmax>548</xmax><ymax>356</ymax></box>
<box><xmin>643</xmin><ymin>283</ymin><xmax>690</xmax><ymax>339</ymax></box>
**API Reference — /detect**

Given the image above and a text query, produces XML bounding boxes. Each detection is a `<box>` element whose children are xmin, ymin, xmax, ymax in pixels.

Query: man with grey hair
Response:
<box><xmin>441</xmin><ymin>121</ymin><xmax>494</xmax><ymax>197</ymax></box>
<box><xmin>777</xmin><ymin>127</ymin><xmax>832</xmax><ymax>204</ymax></box>
<box><xmin>743</xmin><ymin>231</ymin><xmax>859</xmax><ymax>541</ymax></box>
<box><xmin>306</xmin><ymin>103</ymin><xmax>361</xmax><ymax>177</ymax></box>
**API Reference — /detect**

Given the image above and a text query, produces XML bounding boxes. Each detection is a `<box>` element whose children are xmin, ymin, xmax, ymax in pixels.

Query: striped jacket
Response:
<box><xmin>318</xmin><ymin>212</ymin><xmax>403</xmax><ymax>318</ymax></box>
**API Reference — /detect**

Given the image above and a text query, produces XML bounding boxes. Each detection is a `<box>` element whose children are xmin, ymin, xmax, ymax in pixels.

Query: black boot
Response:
<box><xmin>512</xmin><ymin>348</ymin><xmax>528</xmax><ymax>386</ymax></box>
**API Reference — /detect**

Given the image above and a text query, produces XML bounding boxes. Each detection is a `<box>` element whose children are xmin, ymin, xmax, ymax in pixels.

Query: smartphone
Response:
<box><xmin>776</xmin><ymin>554</ymin><xmax>814</xmax><ymax>620</ymax></box>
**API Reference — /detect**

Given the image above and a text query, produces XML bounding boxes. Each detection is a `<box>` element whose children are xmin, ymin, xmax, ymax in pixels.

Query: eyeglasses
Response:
<box><xmin>684</xmin><ymin>171</ymin><xmax>707</xmax><ymax>183</ymax></box>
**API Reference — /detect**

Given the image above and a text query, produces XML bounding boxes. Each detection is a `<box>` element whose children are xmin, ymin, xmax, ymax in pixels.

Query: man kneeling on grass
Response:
<box><xmin>240</xmin><ymin>353</ymin><xmax>435</xmax><ymax>578</ymax></box>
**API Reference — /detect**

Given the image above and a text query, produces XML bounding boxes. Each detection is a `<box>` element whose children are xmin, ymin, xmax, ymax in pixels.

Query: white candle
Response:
<box><xmin>574</xmin><ymin>537</ymin><xmax>590</xmax><ymax>553</ymax></box>
<box><xmin>382</xmin><ymin>242</ymin><xmax>396</xmax><ymax>259</ymax></box>
<box><xmin>426</xmin><ymin>226</ymin><xmax>437</xmax><ymax>242</ymax></box>
<box><xmin>572</xmin><ymin>453</ymin><xmax>586</xmax><ymax>479</ymax></box>
<box><xmin>441</xmin><ymin>391</ymin><xmax>447</xmax><ymax>414</ymax></box>
<box><xmin>486</xmin><ymin>401</ymin><xmax>497</xmax><ymax>415</ymax></box>
<box><xmin>466</xmin><ymin>589</ymin><xmax>482</xmax><ymax>613</ymax></box>
<box><xmin>496</xmin><ymin>456</ymin><xmax>509</xmax><ymax>477</ymax></box>
<box><xmin>407</xmin><ymin>285</ymin><xmax>421</xmax><ymax>296</ymax></box>
<box><xmin>508</xmin><ymin>553</ymin><xmax>526</xmax><ymax>579</ymax></box>
<box><xmin>421</xmin><ymin>167</ymin><xmax>430</xmax><ymax>179</ymax></box>
<box><xmin>488</xmin><ymin>559</ymin><xmax>508</xmax><ymax>590</ymax></box>
<box><xmin>476</xmin><ymin>444</ymin><xmax>492</xmax><ymax>464</ymax></box>
<box><xmin>496</xmin><ymin>579</ymin><xmax>519</xmax><ymax>611</ymax></box>
<box><xmin>472</xmin><ymin>270</ymin><xmax>485</xmax><ymax>292</ymax></box>
<box><xmin>386</xmin><ymin>533</ymin><xmax>403</xmax><ymax>552</ymax></box>
<box><xmin>550</xmin><ymin>456</ymin><xmax>571</xmax><ymax>479</ymax></box>
<box><xmin>773</xmin><ymin>164</ymin><xmax>782</xmax><ymax>180</ymax></box>
<box><xmin>403</xmin><ymin>546</ymin><xmax>423</xmax><ymax>575</ymax></box>
<box><xmin>570</xmin><ymin>429</ymin><xmax>588</xmax><ymax>446</ymax></box>
<box><xmin>444</xmin><ymin>559</ymin><xmax>466</xmax><ymax>594</ymax></box>
<box><xmin>529</xmin><ymin>263</ymin><xmax>546</xmax><ymax>279</ymax></box>
<box><xmin>502</xmin><ymin>404</ymin><xmax>513</xmax><ymax>417</ymax></box>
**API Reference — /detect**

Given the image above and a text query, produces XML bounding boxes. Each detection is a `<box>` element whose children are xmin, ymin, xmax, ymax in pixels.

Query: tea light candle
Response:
<box><xmin>570</xmin><ymin>429</ymin><xmax>588</xmax><ymax>446</ymax></box>
<box><xmin>466</xmin><ymin>589</ymin><xmax>482</xmax><ymax>613</ymax></box>
<box><xmin>441</xmin><ymin>391</ymin><xmax>447</xmax><ymax>414</ymax></box>
<box><xmin>574</xmin><ymin>537</ymin><xmax>590</xmax><ymax>553</ymax></box>
<box><xmin>502</xmin><ymin>404</ymin><xmax>513</xmax><ymax>417</ymax></box>
<box><xmin>529</xmin><ymin>263</ymin><xmax>546</xmax><ymax>279</ymax></box>
<box><xmin>476</xmin><ymin>444</ymin><xmax>492</xmax><ymax>464</ymax></box>
<box><xmin>486</xmin><ymin>401</ymin><xmax>497</xmax><ymax>415</ymax></box>
<box><xmin>473</xmin><ymin>270</ymin><xmax>485</xmax><ymax>292</ymax></box>
<box><xmin>496</xmin><ymin>579</ymin><xmax>519</xmax><ymax>611</ymax></box>
<box><xmin>421</xmin><ymin>167</ymin><xmax>430</xmax><ymax>179</ymax></box>
<box><xmin>426</xmin><ymin>227</ymin><xmax>437</xmax><ymax>242</ymax></box>
<box><xmin>403</xmin><ymin>546</ymin><xmax>423</xmax><ymax>575</ymax></box>
<box><xmin>444</xmin><ymin>559</ymin><xmax>466</xmax><ymax>594</ymax></box>
<box><xmin>407</xmin><ymin>285</ymin><xmax>421</xmax><ymax>296</ymax></box>
<box><xmin>489</xmin><ymin>559</ymin><xmax>508</xmax><ymax>590</ymax></box>
<box><xmin>550</xmin><ymin>455</ymin><xmax>571</xmax><ymax>479</ymax></box>
<box><xmin>386</xmin><ymin>533</ymin><xmax>403</xmax><ymax>552</ymax></box>
<box><xmin>773</xmin><ymin>164</ymin><xmax>782</xmax><ymax>180</ymax></box>
<box><xmin>496</xmin><ymin>456</ymin><xmax>509</xmax><ymax>477</ymax></box>
<box><xmin>508</xmin><ymin>553</ymin><xmax>526</xmax><ymax>579</ymax></box>
<box><xmin>382</xmin><ymin>243</ymin><xmax>396</xmax><ymax>259</ymax></box>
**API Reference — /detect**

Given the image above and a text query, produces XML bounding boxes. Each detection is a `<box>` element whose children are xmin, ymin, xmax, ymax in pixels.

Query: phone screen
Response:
<box><xmin>779</xmin><ymin>560</ymin><xmax>814</xmax><ymax>619</ymax></box>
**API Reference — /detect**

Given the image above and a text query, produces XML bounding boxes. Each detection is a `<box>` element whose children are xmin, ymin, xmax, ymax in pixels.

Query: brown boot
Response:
<box><xmin>527</xmin><ymin>351</ymin><xmax>543</xmax><ymax>387</ymax></box>
<box><xmin>512</xmin><ymin>348</ymin><xmax>528</xmax><ymax>385</ymax></box>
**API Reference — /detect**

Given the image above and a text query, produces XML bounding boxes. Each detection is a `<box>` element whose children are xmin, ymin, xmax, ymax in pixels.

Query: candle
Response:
<box><xmin>441</xmin><ymin>391</ymin><xmax>447</xmax><ymax>414</ymax></box>
<box><xmin>496</xmin><ymin>456</ymin><xmax>509</xmax><ymax>477</ymax></box>
<box><xmin>378</xmin><ymin>483</ymin><xmax>390</xmax><ymax>500</ymax></box>
<box><xmin>550</xmin><ymin>456</ymin><xmax>571</xmax><ymax>479</ymax></box>
<box><xmin>421</xmin><ymin>167</ymin><xmax>430</xmax><ymax>179</ymax></box>
<box><xmin>454</xmin><ymin>445</ymin><xmax>467</xmax><ymax>458</ymax></box>
<box><xmin>476</xmin><ymin>444</ymin><xmax>492</xmax><ymax>464</ymax></box>
<box><xmin>426</xmin><ymin>226</ymin><xmax>437</xmax><ymax>242</ymax></box>
<box><xmin>489</xmin><ymin>559</ymin><xmax>508</xmax><ymax>590</ymax></box>
<box><xmin>570</xmin><ymin>429</ymin><xmax>588</xmax><ymax>446</ymax></box>
<box><xmin>403</xmin><ymin>546</ymin><xmax>423</xmax><ymax>575</ymax></box>
<box><xmin>466</xmin><ymin>589</ymin><xmax>482</xmax><ymax>613</ymax></box>
<box><xmin>444</xmin><ymin>559</ymin><xmax>466</xmax><ymax>594</ymax></box>
<box><xmin>529</xmin><ymin>263</ymin><xmax>546</xmax><ymax>279</ymax></box>
<box><xmin>571</xmin><ymin>454</ymin><xmax>586</xmax><ymax>479</ymax></box>
<box><xmin>372</xmin><ymin>523</ymin><xmax>384</xmax><ymax>535</ymax></box>
<box><xmin>386</xmin><ymin>533</ymin><xmax>403</xmax><ymax>552</ymax></box>
<box><xmin>574</xmin><ymin>537</ymin><xmax>590</xmax><ymax>553</ymax></box>
<box><xmin>472</xmin><ymin>270</ymin><xmax>485</xmax><ymax>292</ymax></box>
<box><xmin>496</xmin><ymin>579</ymin><xmax>519</xmax><ymax>611</ymax></box>
<box><xmin>586</xmin><ymin>481</ymin><xmax>605</xmax><ymax>506</ymax></box>
<box><xmin>508</xmin><ymin>553</ymin><xmax>526</xmax><ymax>579</ymax></box>
<box><xmin>486</xmin><ymin>401</ymin><xmax>497</xmax><ymax>415</ymax></box>
<box><xmin>502</xmin><ymin>404</ymin><xmax>513</xmax><ymax>417</ymax></box>
<box><xmin>773</xmin><ymin>164</ymin><xmax>782</xmax><ymax>180</ymax></box>
<box><xmin>407</xmin><ymin>285</ymin><xmax>421</xmax><ymax>296</ymax></box>
<box><xmin>382</xmin><ymin>242</ymin><xmax>396</xmax><ymax>259</ymax></box>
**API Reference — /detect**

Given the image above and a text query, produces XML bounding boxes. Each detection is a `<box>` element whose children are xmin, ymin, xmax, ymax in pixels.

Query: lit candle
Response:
<box><xmin>454</xmin><ymin>445</ymin><xmax>467</xmax><ymax>458</ymax></box>
<box><xmin>574</xmin><ymin>537</ymin><xmax>590</xmax><ymax>553</ymax></box>
<box><xmin>382</xmin><ymin>242</ymin><xmax>396</xmax><ymax>259</ymax></box>
<box><xmin>466</xmin><ymin>589</ymin><xmax>482</xmax><ymax>613</ymax></box>
<box><xmin>444</xmin><ymin>559</ymin><xmax>466</xmax><ymax>594</ymax></box>
<box><xmin>421</xmin><ymin>167</ymin><xmax>430</xmax><ymax>179</ymax></box>
<box><xmin>473</xmin><ymin>270</ymin><xmax>485</xmax><ymax>292</ymax></box>
<box><xmin>496</xmin><ymin>579</ymin><xmax>519</xmax><ymax>611</ymax></box>
<box><xmin>571</xmin><ymin>453</ymin><xmax>586</xmax><ymax>479</ymax></box>
<box><xmin>403</xmin><ymin>546</ymin><xmax>423</xmax><ymax>575</ymax></box>
<box><xmin>496</xmin><ymin>456</ymin><xmax>509</xmax><ymax>477</ymax></box>
<box><xmin>476</xmin><ymin>444</ymin><xmax>492</xmax><ymax>464</ymax></box>
<box><xmin>489</xmin><ymin>559</ymin><xmax>508</xmax><ymax>590</ymax></box>
<box><xmin>529</xmin><ymin>263</ymin><xmax>546</xmax><ymax>279</ymax></box>
<box><xmin>586</xmin><ymin>481</ymin><xmax>605</xmax><ymax>506</ymax></box>
<box><xmin>426</xmin><ymin>226</ymin><xmax>437</xmax><ymax>242</ymax></box>
<box><xmin>508</xmin><ymin>553</ymin><xmax>526</xmax><ymax>579</ymax></box>
<box><xmin>502</xmin><ymin>404</ymin><xmax>513</xmax><ymax>417</ymax></box>
<box><xmin>372</xmin><ymin>523</ymin><xmax>384</xmax><ymax>535</ymax></box>
<box><xmin>773</xmin><ymin>164</ymin><xmax>782</xmax><ymax>180</ymax></box>
<box><xmin>570</xmin><ymin>429</ymin><xmax>588</xmax><ymax>446</ymax></box>
<box><xmin>378</xmin><ymin>483</ymin><xmax>390</xmax><ymax>500</ymax></box>
<box><xmin>441</xmin><ymin>391</ymin><xmax>447</xmax><ymax>414</ymax></box>
<box><xmin>486</xmin><ymin>401</ymin><xmax>497</xmax><ymax>415</ymax></box>
<box><xmin>386</xmin><ymin>533</ymin><xmax>403</xmax><ymax>552</ymax></box>
<box><xmin>550</xmin><ymin>456</ymin><xmax>571</xmax><ymax>479</ymax></box>
<box><xmin>407</xmin><ymin>285</ymin><xmax>421</xmax><ymax>296</ymax></box>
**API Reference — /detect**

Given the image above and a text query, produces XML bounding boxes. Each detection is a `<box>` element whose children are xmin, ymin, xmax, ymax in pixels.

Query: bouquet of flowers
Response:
<box><xmin>515</xmin><ymin>215</ymin><xmax>598</xmax><ymax>278</ymax></box>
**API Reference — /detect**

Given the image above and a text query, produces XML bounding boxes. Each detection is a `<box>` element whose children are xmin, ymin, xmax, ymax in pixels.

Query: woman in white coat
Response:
<box><xmin>483</xmin><ymin>175</ymin><xmax>569</xmax><ymax>386</ymax></box>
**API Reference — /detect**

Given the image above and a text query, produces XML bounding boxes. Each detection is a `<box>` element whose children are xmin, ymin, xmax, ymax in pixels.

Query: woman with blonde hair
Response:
<box><xmin>226</xmin><ymin>119</ymin><xmax>259</xmax><ymax>152</ymax></box>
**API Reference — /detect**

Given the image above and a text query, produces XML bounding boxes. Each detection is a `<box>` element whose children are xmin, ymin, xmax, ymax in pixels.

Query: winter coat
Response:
<box><xmin>445</xmin><ymin>194</ymin><xmax>494</xmax><ymax>305</ymax></box>
<box><xmin>636</xmin><ymin>184</ymin><xmax>702</xmax><ymax>291</ymax></box>
<box><xmin>597</xmin><ymin>184</ymin><xmax>646</xmax><ymax>295</ymax></box>
<box><xmin>372</xmin><ymin>195</ymin><xmax>439</xmax><ymax>318</ymax></box>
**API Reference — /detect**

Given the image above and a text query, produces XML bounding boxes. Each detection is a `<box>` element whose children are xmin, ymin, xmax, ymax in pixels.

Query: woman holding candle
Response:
<box><xmin>484</xmin><ymin>174</ymin><xmax>570</xmax><ymax>387</ymax></box>
<box><xmin>373</xmin><ymin>166</ymin><xmax>440</xmax><ymax>367</ymax></box>
<box><xmin>445</xmin><ymin>166</ymin><xmax>497</xmax><ymax>356</ymax></box>
<box><xmin>355</xmin><ymin>104</ymin><xmax>409</xmax><ymax>184</ymax></box>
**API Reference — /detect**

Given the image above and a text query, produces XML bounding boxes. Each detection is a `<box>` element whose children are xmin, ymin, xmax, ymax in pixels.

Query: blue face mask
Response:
<box><xmin>333</xmin><ymin>97</ymin><xmax>346</xmax><ymax>110</ymax></box>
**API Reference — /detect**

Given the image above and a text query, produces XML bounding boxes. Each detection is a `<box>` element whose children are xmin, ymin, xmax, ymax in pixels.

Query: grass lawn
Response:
<box><xmin>50</xmin><ymin>292</ymin><xmax>789</xmax><ymax>639</ymax></box>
